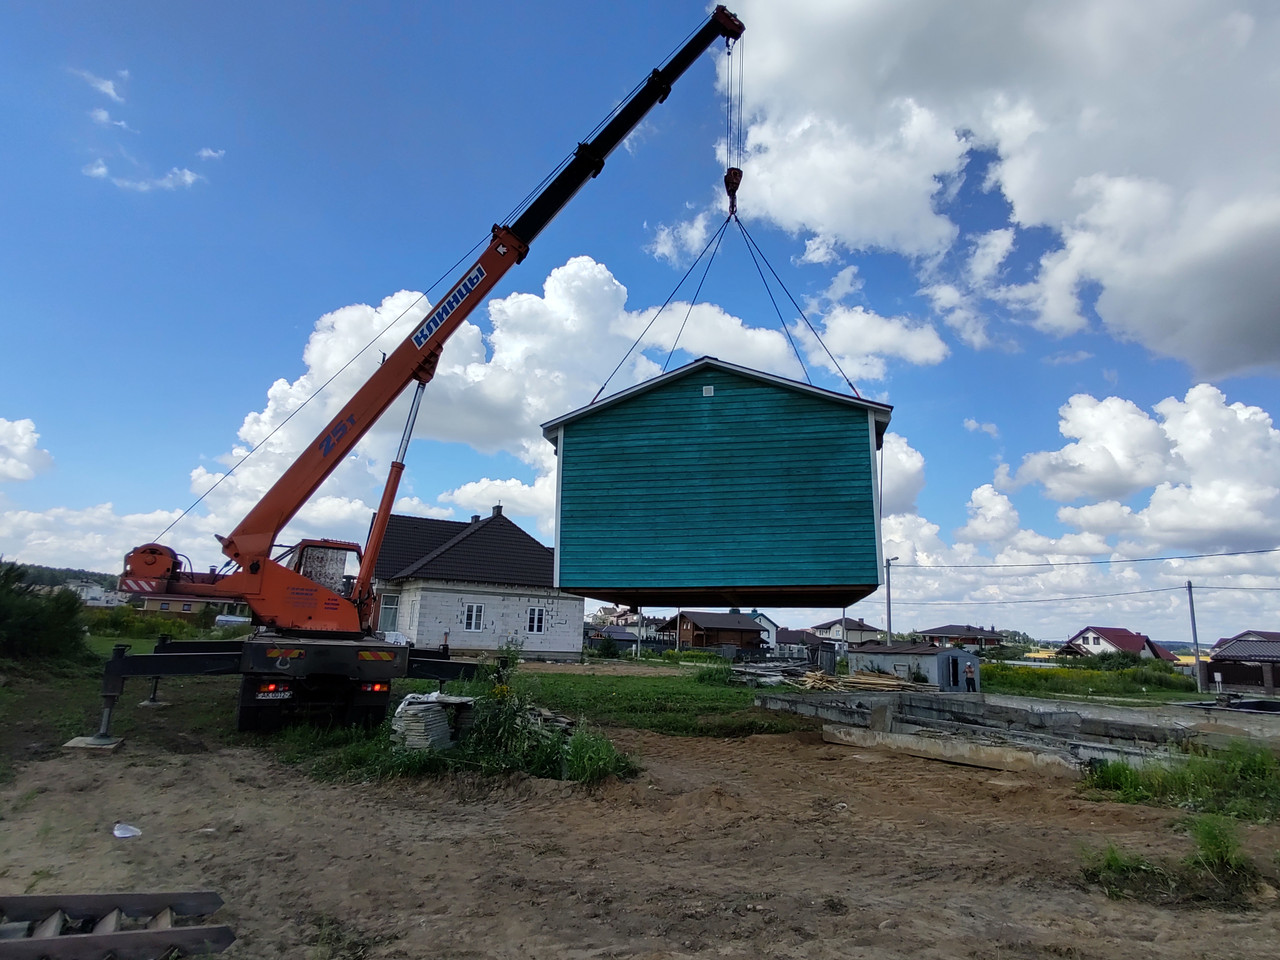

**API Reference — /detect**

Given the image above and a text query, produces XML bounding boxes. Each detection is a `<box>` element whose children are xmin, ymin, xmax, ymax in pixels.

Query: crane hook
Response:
<box><xmin>724</xmin><ymin>166</ymin><xmax>743</xmax><ymax>217</ymax></box>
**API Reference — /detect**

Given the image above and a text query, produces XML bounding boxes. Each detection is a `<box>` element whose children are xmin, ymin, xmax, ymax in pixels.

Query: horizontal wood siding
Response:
<box><xmin>557</xmin><ymin>368</ymin><xmax>879</xmax><ymax>591</ymax></box>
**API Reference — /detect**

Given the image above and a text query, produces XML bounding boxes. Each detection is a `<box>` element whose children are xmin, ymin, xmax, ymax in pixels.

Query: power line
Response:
<box><xmin>1192</xmin><ymin>584</ymin><xmax>1280</xmax><ymax>593</ymax></box>
<box><xmin>893</xmin><ymin>545</ymin><xmax>1280</xmax><ymax>571</ymax></box>
<box><xmin>893</xmin><ymin>586</ymin><xmax>1184</xmax><ymax>607</ymax></box>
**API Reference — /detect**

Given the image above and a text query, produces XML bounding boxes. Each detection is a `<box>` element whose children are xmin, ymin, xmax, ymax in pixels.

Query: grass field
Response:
<box><xmin>980</xmin><ymin>662</ymin><xmax>1201</xmax><ymax>702</ymax></box>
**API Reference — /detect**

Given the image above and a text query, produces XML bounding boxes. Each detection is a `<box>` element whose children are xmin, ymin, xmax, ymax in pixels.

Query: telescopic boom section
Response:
<box><xmin>123</xmin><ymin>7</ymin><xmax>744</xmax><ymax>635</ymax></box>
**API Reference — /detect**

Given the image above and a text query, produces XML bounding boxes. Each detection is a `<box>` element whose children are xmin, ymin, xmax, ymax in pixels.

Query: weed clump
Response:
<box><xmin>982</xmin><ymin>662</ymin><xmax>1197</xmax><ymax>698</ymax></box>
<box><xmin>271</xmin><ymin>673</ymin><xmax>639</xmax><ymax>787</ymax></box>
<box><xmin>1085</xmin><ymin>742</ymin><xmax>1280</xmax><ymax>822</ymax></box>
<box><xmin>1083</xmin><ymin>815</ymin><xmax>1260</xmax><ymax>906</ymax></box>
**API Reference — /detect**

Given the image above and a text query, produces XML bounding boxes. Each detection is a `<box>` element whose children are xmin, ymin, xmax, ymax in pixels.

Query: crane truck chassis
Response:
<box><xmin>87</xmin><ymin>7</ymin><xmax>744</xmax><ymax>742</ymax></box>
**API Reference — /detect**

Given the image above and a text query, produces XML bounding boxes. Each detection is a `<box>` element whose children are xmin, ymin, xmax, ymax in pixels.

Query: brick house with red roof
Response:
<box><xmin>1060</xmin><ymin>626</ymin><xmax>1178</xmax><ymax>662</ymax></box>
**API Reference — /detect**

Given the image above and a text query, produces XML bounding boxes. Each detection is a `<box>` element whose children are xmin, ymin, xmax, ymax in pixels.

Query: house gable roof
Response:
<box><xmin>1212</xmin><ymin>639</ymin><xmax>1280</xmax><ymax>663</ymax></box>
<box><xmin>776</xmin><ymin>628</ymin><xmax>821</xmax><ymax>645</ymax></box>
<box><xmin>374</xmin><ymin>509</ymin><xmax>553</xmax><ymax>587</ymax></box>
<box><xmin>915</xmin><ymin>624</ymin><xmax>1004</xmax><ymax>641</ymax></box>
<box><xmin>812</xmin><ymin>616</ymin><xmax>881</xmax><ymax>632</ymax></box>
<box><xmin>1227</xmin><ymin>629</ymin><xmax>1280</xmax><ymax>644</ymax></box>
<box><xmin>659</xmin><ymin>610</ymin><xmax>766</xmax><ymax>633</ymax></box>
<box><xmin>1067</xmin><ymin>626</ymin><xmax>1178</xmax><ymax>662</ymax></box>
<box><xmin>541</xmin><ymin>356</ymin><xmax>893</xmax><ymax>450</ymax></box>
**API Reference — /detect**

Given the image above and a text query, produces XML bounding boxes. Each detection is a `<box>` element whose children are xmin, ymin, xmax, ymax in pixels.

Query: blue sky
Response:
<box><xmin>2</xmin><ymin>0</ymin><xmax>1278</xmax><ymax>645</ymax></box>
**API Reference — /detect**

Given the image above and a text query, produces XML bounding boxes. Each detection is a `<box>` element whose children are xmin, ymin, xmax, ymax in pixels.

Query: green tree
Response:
<box><xmin>0</xmin><ymin>560</ymin><xmax>88</xmax><ymax>661</ymax></box>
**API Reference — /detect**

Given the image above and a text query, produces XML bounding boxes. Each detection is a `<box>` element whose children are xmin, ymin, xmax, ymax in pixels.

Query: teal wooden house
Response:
<box><xmin>541</xmin><ymin>357</ymin><xmax>893</xmax><ymax>608</ymax></box>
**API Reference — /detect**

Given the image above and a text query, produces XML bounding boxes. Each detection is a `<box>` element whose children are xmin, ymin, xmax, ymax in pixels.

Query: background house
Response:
<box><xmin>775</xmin><ymin>627</ymin><xmax>821</xmax><ymax>659</ymax></box>
<box><xmin>136</xmin><ymin>594</ymin><xmax>246</xmax><ymax>622</ymax></box>
<box><xmin>748</xmin><ymin>609</ymin><xmax>781</xmax><ymax>647</ymax></box>
<box><xmin>1205</xmin><ymin>629</ymin><xmax>1280</xmax><ymax>694</ymax></box>
<box><xmin>1060</xmin><ymin>626</ymin><xmax>1178</xmax><ymax>662</ymax></box>
<box><xmin>65</xmin><ymin>579</ymin><xmax>133</xmax><ymax>608</ymax></box>
<box><xmin>656</xmin><ymin>611</ymin><xmax>767</xmax><ymax>654</ymax></box>
<box><xmin>372</xmin><ymin>505</ymin><xmax>583</xmax><ymax>661</ymax></box>
<box><xmin>812</xmin><ymin>616</ymin><xmax>881</xmax><ymax>645</ymax></box>
<box><xmin>914</xmin><ymin>624</ymin><xmax>1005</xmax><ymax>650</ymax></box>
<box><xmin>543</xmin><ymin>356</ymin><xmax>892</xmax><ymax>610</ymax></box>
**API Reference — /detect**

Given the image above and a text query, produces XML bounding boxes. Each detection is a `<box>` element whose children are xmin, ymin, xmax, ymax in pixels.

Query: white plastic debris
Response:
<box><xmin>112</xmin><ymin>821</ymin><xmax>141</xmax><ymax>838</ymax></box>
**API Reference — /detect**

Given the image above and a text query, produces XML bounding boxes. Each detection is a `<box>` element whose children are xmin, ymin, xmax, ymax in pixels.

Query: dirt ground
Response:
<box><xmin>4</xmin><ymin>705</ymin><xmax>1280</xmax><ymax>958</ymax></box>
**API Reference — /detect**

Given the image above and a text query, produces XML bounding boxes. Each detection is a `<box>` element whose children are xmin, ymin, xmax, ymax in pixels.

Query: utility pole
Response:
<box><xmin>1186</xmin><ymin>580</ymin><xmax>1203</xmax><ymax>693</ymax></box>
<box><xmin>884</xmin><ymin>556</ymin><xmax>899</xmax><ymax>644</ymax></box>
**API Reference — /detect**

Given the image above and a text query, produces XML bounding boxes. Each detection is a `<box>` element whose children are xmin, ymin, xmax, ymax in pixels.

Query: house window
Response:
<box><xmin>464</xmin><ymin>603</ymin><xmax>484</xmax><ymax>632</ymax></box>
<box><xmin>378</xmin><ymin>594</ymin><xmax>400</xmax><ymax>632</ymax></box>
<box><xmin>159</xmin><ymin>602</ymin><xmax>169</xmax><ymax>611</ymax></box>
<box><xmin>527</xmin><ymin>607</ymin><xmax>545</xmax><ymax>633</ymax></box>
<box><xmin>181</xmin><ymin>603</ymin><xmax>192</xmax><ymax>612</ymax></box>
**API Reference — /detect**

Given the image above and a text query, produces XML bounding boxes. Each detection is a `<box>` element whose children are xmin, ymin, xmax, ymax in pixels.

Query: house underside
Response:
<box><xmin>566</xmin><ymin>583</ymin><xmax>880</xmax><ymax>609</ymax></box>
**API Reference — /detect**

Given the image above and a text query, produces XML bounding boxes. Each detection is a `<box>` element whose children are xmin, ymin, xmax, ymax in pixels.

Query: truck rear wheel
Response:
<box><xmin>237</xmin><ymin>675</ymin><xmax>285</xmax><ymax>732</ymax></box>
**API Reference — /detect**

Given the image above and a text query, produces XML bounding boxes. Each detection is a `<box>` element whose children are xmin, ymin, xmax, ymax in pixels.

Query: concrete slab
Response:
<box><xmin>63</xmin><ymin>736</ymin><xmax>124</xmax><ymax>752</ymax></box>
<box><xmin>822</xmin><ymin>724</ymin><xmax>1080</xmax><ymax>779</ymax></box>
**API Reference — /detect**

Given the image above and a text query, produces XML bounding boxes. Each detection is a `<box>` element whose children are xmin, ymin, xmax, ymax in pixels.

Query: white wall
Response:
<box><xmin>847</xmin><ymin>650</ymin><xmax>938</xmax><ymax>684</ymax></box>
<box><xmin>391</xmin><ymin>580</ymin><xmax>583</xmax><ymax>660</ymax></box>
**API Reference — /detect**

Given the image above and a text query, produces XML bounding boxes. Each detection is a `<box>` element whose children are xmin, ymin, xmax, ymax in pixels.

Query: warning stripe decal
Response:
<box><xmin>267</xmin><ymin>648</ymin><xmax>305</xmax><ymax>659</ymax></box>
<box><xmin>357</xmin><ymin>650</ymin><xmax>397</xmax><ymax>661</ymax></box>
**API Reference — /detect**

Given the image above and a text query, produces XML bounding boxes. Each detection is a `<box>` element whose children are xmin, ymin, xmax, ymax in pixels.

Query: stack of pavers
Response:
<box><xmin>392</xmin><ymin>694</ymin><xmax>476</xmax><ymax>751</ymax></box>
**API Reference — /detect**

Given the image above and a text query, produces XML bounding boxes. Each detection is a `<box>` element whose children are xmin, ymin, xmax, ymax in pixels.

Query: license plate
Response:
<box><xmin>256</xmin><ymin>691</ymin><xmax>292</xmax><ymax>701</ymax></box>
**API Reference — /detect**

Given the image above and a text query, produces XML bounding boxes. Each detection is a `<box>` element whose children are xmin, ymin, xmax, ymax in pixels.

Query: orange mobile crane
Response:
<box><xmin>92</xmin><ymin>7</ymin><xmax>745</xmax><ymax>736</ymax></box>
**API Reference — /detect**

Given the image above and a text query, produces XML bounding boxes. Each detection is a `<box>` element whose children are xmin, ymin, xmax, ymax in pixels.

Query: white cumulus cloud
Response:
<box><xmin>0</xmin><ymin>419</ymin><xmax>54</xmax><ymax>482</ymax></box>
<box><xmin>727</xmin><ymin>0</ymin><xmax>1280</xmax><ymax>375</ymax></box>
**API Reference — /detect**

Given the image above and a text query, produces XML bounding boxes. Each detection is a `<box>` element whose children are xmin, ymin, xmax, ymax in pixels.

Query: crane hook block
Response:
<box><xmin>724</xmin><ymin>166</ymin><xmax>743</xmax><ymax>216</ymax></box>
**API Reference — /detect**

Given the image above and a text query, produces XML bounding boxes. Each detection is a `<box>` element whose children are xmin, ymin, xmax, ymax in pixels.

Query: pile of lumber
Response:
<box><xmin>783</xmin><ymin>670</ymin><xmax>936</xmax><ymax>692</ymax></box>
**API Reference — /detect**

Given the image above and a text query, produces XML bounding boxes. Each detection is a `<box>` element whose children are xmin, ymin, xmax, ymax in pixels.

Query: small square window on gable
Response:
<box><xmin>702</xmin><ymin>385</ymin><xmax>714</xmax><ymax>397</ymax></box>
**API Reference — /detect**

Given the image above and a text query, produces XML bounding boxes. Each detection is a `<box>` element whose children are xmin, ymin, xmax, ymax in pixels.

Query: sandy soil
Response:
<box><xmin>4</xmin><ymin>721</ymin><xmax>1280</xmax><ymax>957</ymax></box>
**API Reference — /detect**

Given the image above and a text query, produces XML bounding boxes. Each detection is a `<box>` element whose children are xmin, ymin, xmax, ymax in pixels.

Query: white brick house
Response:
<box><xmin>372</xmin><ymin>506</ymin><xmax>583</xmax><ymax>661</ymax></box>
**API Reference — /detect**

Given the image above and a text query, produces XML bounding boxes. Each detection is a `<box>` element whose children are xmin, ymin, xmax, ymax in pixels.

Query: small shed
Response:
<box><xmin>846</xmin><ymin>643</ymin><xmax>980</xmax><ymax>692</ymax></box>
<box><xmin>541</xmin><ymin>357</ymin><xmax>892</xmax><ymax>608</ymax></box>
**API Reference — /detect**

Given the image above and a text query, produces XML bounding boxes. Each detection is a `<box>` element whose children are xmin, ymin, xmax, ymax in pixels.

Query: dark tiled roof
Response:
<box><xmin>851</xmin><ymin>643</ymin><xmax>948</xmax><ymax>656</ymax></box>
<box><xmin>1211</xmin><ymin>639</ymin><xmax>1280</xmax><ymax>663</ymax></box>
<box><xmin>374</xmin><ymin>510</ymin><xmax>553</xmax><ymax>587</ymax></box>
<box><xmin>916</xmin><ymin>624</ymin><xmax>1003</xmax><ymax>640</ymax></box>
<box><xmin>1222</xmin><ymin>630</ymin><xmax>1280</xmax><ymax>645</ymax></box>
<box><xmin>678</xmin><ymin>611</ymin><xmax>766</xmax><ymax>632</ymax></box>
<box><xmin>777</xmin><ymin>628</ymin><xmax>821</xmax><ymax>645</ymax></box>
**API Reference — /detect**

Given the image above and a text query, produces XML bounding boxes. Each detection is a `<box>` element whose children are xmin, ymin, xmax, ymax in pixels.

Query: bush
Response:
<box><xmin>564</xmin><ymin>726</ymin><xmax>640</xmax><ymax>784</ymax></box>
<box><xmin>1085</xmin><ymin>741</ymin><xmax>1280</xmax><ymax>821</ymax></box>
<box><xmin>591</xmin><ymin>636</ymin><xmax>619</xmax><ymax>659</ymax></box>
<box><xmin>1082</xmin><ymin>815</ymin><xmax>1259</xmax><ymax>906</ymax></box>
<box><xmin>660</xmin><ymin>649</ymin><xmax>728</xmax><ymax>664</ymax></box>
<box><xmin>0</xmin><ymin>561</ymin><xmax>88</xmax><ymax>661</ymax></box>
<box><xmin>83</xmin><ymin>605</ymin><xmax>202</xmax><ymax>640</ymax></box>
<box><xmin>692</xmin><ymin>664</ymin><xmax>734</xmax><ymax>685</ymax></box>
<box><xmin>274</xmin><ymin>673</ymin><xmax>640</xmax><ymax>787</ymax></box>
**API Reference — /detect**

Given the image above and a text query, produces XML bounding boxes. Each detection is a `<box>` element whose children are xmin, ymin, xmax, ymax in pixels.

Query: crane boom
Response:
<box><xmin>121</xmin><ymin>6</ymin><xmax>745</xmax><ymax>636</ymax></box>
